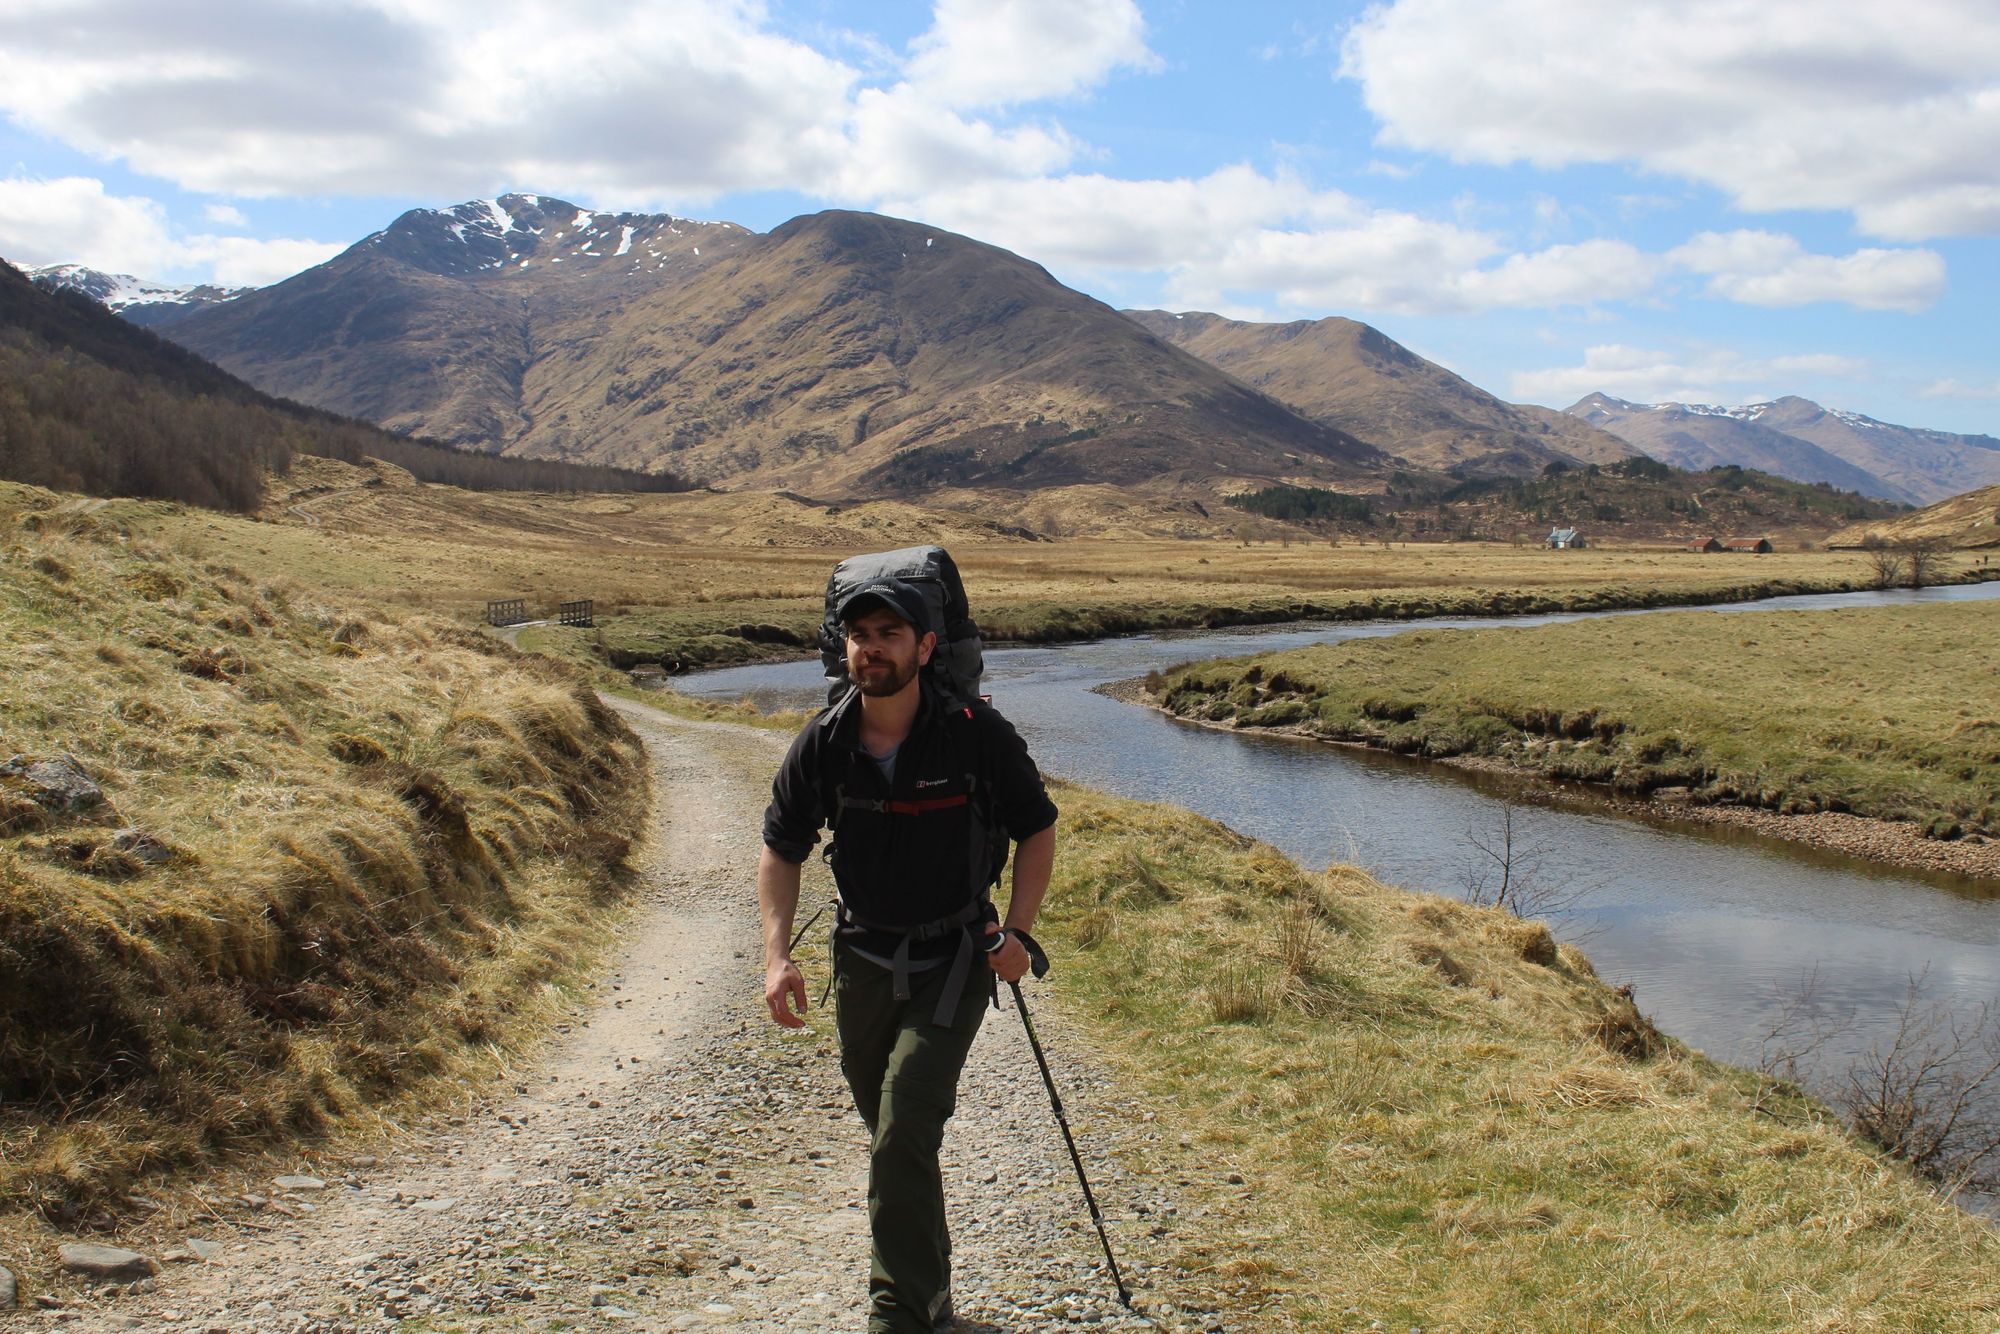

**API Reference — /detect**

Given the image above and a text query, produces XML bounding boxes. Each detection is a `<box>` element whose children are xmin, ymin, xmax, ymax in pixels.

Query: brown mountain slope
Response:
<box><xmin>167</xmin><ymin>194</ymin><xmax>752</xmax><ymax>447</ymax></box>
<box><xmin>0</xmin><ymin>255</ymin><xmax>684</xmax><ymax>510</ymax></box>
<box><xmin>1565</xmin><ymin>393</ymin><xmax>1902</xmax><ymax>502</ymax></box>
<box><xmin>164</xmin><ymin>204</ymin><xmax>1378</xmax><ymax>494</ymax></box>
<box><xmin>1751</xmin><ymin>397</ymin><xmax>2000</xmax><ymax>506</ymax></box>
<box><xmin>1568</xmin><ymin>393</ymin><xmax>2000</xmax><ymax>506</ymax></box>
<box><xmin>1828</xmin><ymin>483</ymin><xmax>2000</xmax><ymax>549</ymax></box>
<box><xmin>498</xmin><ymin>211</ymin><xmax>1380</xmax><ymax>492</ymax></box>
<box><xmin>1124</xmin><ymin>309</ymin><xmax>1635</xmax><ymax>474</ymax></box>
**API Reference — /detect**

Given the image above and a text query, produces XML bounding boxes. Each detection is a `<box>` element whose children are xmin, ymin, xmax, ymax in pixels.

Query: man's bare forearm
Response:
<box><xmin>757</xmin><ymin>846</ymin><xmax>804</xmax><ymax>965</ymax></box>
<box><xmin>1003</xmin><ymin>825</ymin><xmax>1055</xmax><ymax>934</ymax></box>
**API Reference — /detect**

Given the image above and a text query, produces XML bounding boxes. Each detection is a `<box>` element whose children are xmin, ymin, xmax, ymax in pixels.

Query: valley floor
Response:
<box><xmin>16</xmin><ymin>700</ymin><xmax>1998</xmax><ymax>1332</ymax></box>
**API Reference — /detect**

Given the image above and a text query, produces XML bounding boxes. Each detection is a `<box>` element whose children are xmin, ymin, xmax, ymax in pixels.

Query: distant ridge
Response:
<box><xmin>1125</xmin><ymin>308</ymin><xmax>1635</xmax><ymax>476</ymax></box>
<box><xmin>26</xmin><ymin>263</ymin><xmax>251</xmax><ymax>329</ymax></box>
<box><xmin>1567</xmin><ymin>393</ymin><xmax>2000</xmax><ymax>505</ymax></box>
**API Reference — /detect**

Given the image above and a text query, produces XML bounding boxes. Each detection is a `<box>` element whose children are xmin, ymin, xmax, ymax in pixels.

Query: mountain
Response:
<box><xmin>161</xmin><ymin>194</ymin><xmax>755</xmax><ymax>448</ymax></box>
<box><xmin>1124</xmin><ymin>309</ymin><xmax>1636</xmax><ymax>475</ymax></box>
<box><xmin>26</xmin><ymin>263</ymin><xmax>250</xmax><ymax>328</ymax></box>
<box><xmin>0</xmin><ymin>257</ymin><xmax>686</xmax><ymax>511</ymax></box>
<box><xmin>501</xmin><ymin>211</ymin><xmax>1379</xmax><ymax>492</ymax></box>
<box><xmin>1566</xmin><ymin>394</ymin><xmax>2000</xmax><ymax>506</ymax></box>
<box><xmin>1827</xmin><ymin>483</ymin><xmax>2000</xmax><ymax>550</ymax></box>
<box><xmin>162</xmin><ymin>201</ymin><xmax>1380</xmax><ymax>493</ymax></box>
<box><xmin>1747</xmin><ymin>397</ymin><xmax>2000</xmax><ymax>507</ymax></box>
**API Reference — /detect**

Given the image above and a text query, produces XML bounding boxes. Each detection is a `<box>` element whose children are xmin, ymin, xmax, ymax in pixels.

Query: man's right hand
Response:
<box><xmin>765</xmin><ymin>958</ymin><xmax>808</xmax><ymax>1028</ymax></box>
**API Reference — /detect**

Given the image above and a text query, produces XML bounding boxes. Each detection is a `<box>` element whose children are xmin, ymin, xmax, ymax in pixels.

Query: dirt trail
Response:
<box><xmin>58</xmin><ymin>699</ymin><xmax>1258</xmax><ymax>1333</ymax></box>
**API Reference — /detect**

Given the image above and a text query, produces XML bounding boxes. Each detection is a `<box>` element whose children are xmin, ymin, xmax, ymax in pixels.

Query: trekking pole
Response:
<box><xmin>1007</xmin><ymin>978</ymin><xmax>1133</xmax><ymax>1309</ymax></box>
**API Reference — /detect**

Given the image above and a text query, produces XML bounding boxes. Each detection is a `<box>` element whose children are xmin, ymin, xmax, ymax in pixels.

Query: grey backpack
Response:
<box><xmin>819</xmin><ymin>546</ymin><xmax>985</xmax><ymax>705</ymax></box>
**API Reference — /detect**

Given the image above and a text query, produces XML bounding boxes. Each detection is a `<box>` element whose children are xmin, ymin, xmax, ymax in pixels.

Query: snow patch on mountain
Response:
<box><xmin>26</xmin><ymin>263</ymin><xmax>251</xmax><ymax>320</ymax></box>
<box><xmin>1830</xmin><ymin>407</ymin><xmax>1891</xmax><ymax>432</ymax></box>
<box><xmin>478</xmin><ymin>198</ymin><xmax>516</xmax><ymax>236</ymax></box>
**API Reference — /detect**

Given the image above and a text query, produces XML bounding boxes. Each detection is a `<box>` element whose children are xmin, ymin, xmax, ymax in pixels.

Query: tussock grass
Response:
<box><xmin>1043</xmin><ymin>784</ymin><xmax>2000</xmax><ymax>1329</ymax></box>
<box><xmin>0</xmin><ymin>507</ymin><xmax>647</xmax><ymax>1223</ymax></box>
<box><xmin>1157</xmin><ymin>602</ymin><xmax>2000</xmax><ymax>837</ymax></box>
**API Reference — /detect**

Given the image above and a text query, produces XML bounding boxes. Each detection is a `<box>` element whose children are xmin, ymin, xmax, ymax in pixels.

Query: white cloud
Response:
<box><xmin>1669</xmin><ymin>230</ymin><xmax>1945</xmax><ymax>312</ymax></box>
<box><xmin>202</xmin><ymin>202</ymin><xmax>248</xmax><ymax>227</ymax></box>
<box><xmin>1341</xmin><ymin>0</ymin><xmax>2000</xmax><ymax>238</ymax></box>
<box><xmin>893</xmin><ymin>168</ymin><xmax>1668</xmax><ymax>316</ymax></box>
<box><xmin>905</xmin><ymin>0</ymin><xmax>1157</xmax><ymax>110</ymax></box>
<box><xmin>1511</xmin><ymin>343</ymin><xmax>1872</xmax><ymax>408</ymax></box>
<box><xmin>183</xmin><ymin>234</ymin><xmax>344</xmax><ymax>286</ymax></box>
<box><xmin>827</xmin><ymin>85</ymin><xmax>1079</xmax><ymax>201</ymax></box>
<box><xmin>1459</xmin><ymin>239</ymin><xmax>1659</xmax><ymax>310</ymax></box>
<box><xmin>0</xmin><ymin>175</ymin><xmax>179</xmax><ymax>273</ymax></box>
<box><xmin>0</xmin><ymin>175</ymin><xmax>336</xmax><ymax>284</ymax></box>
<box><xmin>0</xmin><ymin>0</ymin><xmax>1120</xmax><ymax>213</ymax></box>
<box><xmin>0</xmin><ymin>1</ymin><xmax>862</xmax><ymax>202</ymax></box>
<box><xmin>1919</xmin><ymin>377</ymin><xmax>2000</xmax><ymax>400</ymax></box>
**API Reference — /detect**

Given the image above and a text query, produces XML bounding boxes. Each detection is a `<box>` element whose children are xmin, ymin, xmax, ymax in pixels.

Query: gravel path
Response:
<box><xmin>48</xmin><ymin>698</ymin><xmax>1264</xmax><ymax>1333</ymax></box>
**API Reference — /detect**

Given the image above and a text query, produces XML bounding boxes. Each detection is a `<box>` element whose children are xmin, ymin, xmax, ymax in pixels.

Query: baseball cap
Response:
<box><xmin>835</xmin><ymin>578</ymin><xmax>933</xmax><ymax>633</ymax></box>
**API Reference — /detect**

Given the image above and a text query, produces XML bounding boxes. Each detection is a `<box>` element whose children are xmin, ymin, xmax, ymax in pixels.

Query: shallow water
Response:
<box><xmin>684</xmin><ymin>581</ymin><xmax>2000</xmax><ymax>1156</ymax></box>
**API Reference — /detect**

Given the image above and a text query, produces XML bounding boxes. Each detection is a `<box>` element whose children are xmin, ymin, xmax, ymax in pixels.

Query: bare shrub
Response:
<box><xmin>1897</xmin><ymin>535</ymin><xmax>1948</xmax><ymax>589</ymax></box>
<box><xmin>1755</xmin><ymin>967</ymin><xmax>2000</xmax><ymax>1197</ymax></box>
<box><xmin>1459</xmin><ymin>806</ymin><xmax>1588</xmax><ymax>923</ymax></box>
<box><xmin>1839</xmin><ymin>973</ymin><xmax>2000</xmax><ymax>1194</ymax></box>
<box><xmin>1861</xmin><ymin>536</ymin><xmax>1906</xmax><ymax>588</ymax></box>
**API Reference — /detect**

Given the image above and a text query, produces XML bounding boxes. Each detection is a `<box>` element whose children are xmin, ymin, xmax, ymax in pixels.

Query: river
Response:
<box><xmin>680</xmin><ymin>580</ymin><xmax>2000</xmax><ymax>1164</ymax></box>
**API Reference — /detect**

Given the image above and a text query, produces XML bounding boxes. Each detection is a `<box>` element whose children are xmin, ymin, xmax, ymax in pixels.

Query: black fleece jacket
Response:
<box><xmin>763</xmin><ymin>685</ymin><xmax>1058</xmax><ymax>960</ymax></box>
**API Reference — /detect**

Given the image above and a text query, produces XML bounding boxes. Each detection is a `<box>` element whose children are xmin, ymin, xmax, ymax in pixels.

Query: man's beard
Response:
<box><xmin>850</xmin><ymin>652</ymin><xmax>920</xmax><ymax>697</ymax></box>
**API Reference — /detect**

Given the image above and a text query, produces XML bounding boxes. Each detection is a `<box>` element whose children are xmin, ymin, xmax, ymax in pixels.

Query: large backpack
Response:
<box><xmin>818</xmin><ymin>545</ymin><xmax>986</xmax><ymax>706</ymax></box>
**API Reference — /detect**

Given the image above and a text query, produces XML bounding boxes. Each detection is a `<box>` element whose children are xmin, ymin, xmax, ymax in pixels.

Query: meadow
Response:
<box><xmin>1154</xmin><ymin>601</ymin><xmax>2000</xmax><ymax>839</ymax></box>
<box><xmin>104</xmin><ymin>455</ymin><xmax>1923</xmax><ymax>673</ymax></box>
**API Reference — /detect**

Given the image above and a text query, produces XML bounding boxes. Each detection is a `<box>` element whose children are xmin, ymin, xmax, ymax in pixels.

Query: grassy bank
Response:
<box><xmin>61</xmin><ymin>467</ymin><xmax>1956</xmax><ymax>671</ymax></box>
<box><xmin>1040</xmin><ymin>783</ymin><xmax>2000</xmax><ymax>1329</ymax></box>
<box><xmin>1156</xmin><ymin>600</ymin><xmax>2000</xmax><ymax>840</ymax></box>
<box><xmin>582</xmin><ymin>562</ymin><xmax>1927</xmax><ymax>671</ymax></box>
<box><xmin>0</xmin><ymin>496</ymin><xmax>647</xmax><ymax>1224</ymax></box>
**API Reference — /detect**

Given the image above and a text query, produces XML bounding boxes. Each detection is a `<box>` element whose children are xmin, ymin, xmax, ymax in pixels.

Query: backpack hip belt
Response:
<box><xmin>837</xmin><ymin>895</ymin><xmax>991</xmax><ymax>1026</ymax></box>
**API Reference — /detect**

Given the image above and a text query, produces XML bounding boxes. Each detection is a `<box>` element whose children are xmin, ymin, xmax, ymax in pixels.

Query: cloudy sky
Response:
<box><xmin>1</xmin><ymin>0</ymin><xmax>1996</xmax><ymax>434</ymax></box>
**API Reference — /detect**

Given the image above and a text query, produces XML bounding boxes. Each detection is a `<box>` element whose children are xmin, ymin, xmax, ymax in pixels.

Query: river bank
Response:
<box><xmin>590</xmin><ymin>562</ymin><xmax>2000</xmax><ymax>674</ymax></box>
<box><xmin>1141</xmin><ymin>597</ymin><xmax>2000</xmax><ymax>885</ymax></box>
<box><xmin>1104</xmin><ymin>676</ymin><xmax>2000</xmax><ymax>884</ymax></box>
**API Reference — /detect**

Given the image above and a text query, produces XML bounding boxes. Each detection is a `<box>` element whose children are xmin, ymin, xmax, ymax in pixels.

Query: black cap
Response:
<box><xmin>835</xmin><ymin>578</ymin><xmax>933</xmax><ymax>634</ymax></box>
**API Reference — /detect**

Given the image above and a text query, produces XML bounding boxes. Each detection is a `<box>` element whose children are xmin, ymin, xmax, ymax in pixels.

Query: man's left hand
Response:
<box><xmin>984</xmin><ymin>924</ymin><xmax>1031</xmax><ymax>983</ymax></box>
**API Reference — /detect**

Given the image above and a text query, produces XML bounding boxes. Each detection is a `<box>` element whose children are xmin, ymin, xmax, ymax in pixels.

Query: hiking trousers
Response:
<box><xmin>834</xmin><ymin>940</ymin><xmax>990</xmax><ymax>1334</ymax></box>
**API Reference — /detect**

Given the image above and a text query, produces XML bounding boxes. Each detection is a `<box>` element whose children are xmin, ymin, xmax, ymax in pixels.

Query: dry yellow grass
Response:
<box><xmin>25</xmin><ymin>462</ymin><xmax>1915</xmax><ymax>673</ymax></box>
<box><xmin>0</xmin><ymin>492</ymin><xmax>647</xmax><ymax>1229</ymax></box>
<box><xmin>1044</xmin><ymin>783</ymin><xmax>2000</xmax><ymax>1330</ymax></box>
<box><xmin>1158</xmin><ymin>600</ymin><xmax>2000</xmax><ymax>836</ymax></box>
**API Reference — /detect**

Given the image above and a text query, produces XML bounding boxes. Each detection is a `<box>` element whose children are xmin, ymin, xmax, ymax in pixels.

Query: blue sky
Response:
<box><xmin>1</xmin><ymin>0</ymin><xmax>1995</xmax><ymax>435</ymax></box>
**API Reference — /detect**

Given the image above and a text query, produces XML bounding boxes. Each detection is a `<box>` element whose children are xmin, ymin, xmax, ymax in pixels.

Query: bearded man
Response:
<box><xmin>758</xmin><ymin>577</ymin><xmax>1058</xmax><ymax>1333</ymax></box>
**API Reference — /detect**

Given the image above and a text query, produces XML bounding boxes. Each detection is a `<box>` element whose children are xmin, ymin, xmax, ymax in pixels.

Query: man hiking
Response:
<box><xmin>759</xmin><ymin>574</ymin><xmax>1058</xmax><ymax>1333</ymax></box>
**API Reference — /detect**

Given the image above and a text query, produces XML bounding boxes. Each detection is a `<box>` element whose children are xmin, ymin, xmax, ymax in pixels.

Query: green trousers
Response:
<box><xmin>834</xmin><ymin>941</ymin><xmax>991</xmax><ymax>1334</ymax></box>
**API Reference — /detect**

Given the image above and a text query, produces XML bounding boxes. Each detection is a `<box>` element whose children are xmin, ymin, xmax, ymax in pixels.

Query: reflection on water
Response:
<box><xmin>683</xmin><ymin>581</ymin><xmax>2000</xmax><ymax>1173</ymax></box>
